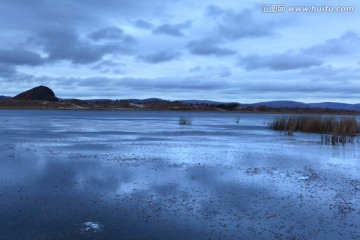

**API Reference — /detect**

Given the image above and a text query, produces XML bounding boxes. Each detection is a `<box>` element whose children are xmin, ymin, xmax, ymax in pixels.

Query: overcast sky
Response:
<box><xmin>0</xmin><ymin>0</ymin><xmax>359</xmax><ymax>103</ymax></box>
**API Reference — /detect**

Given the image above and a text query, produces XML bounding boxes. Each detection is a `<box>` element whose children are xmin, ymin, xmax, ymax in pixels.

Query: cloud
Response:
<box><xmin>237</xmin><ymin>78</ymin><xmax>360</xmax><ymax>98</ymax></box>
<box><xmin>133</xmin><ymin>20</ymin><xmax>154</xmax><ymax>29</ymax></box>
<box><xmin>0</xmin><ymin>48</ymin><xmax>44</xmax><ymax>66</ymax></box>
<box><xmin>206</xmin><ymin>6</ymin><xmax>276</xmax><ymax>41</ymax></box>
<box><xmin>38</xmin><ymin>26</ymin><xmax>134</xmax><ymax>64</ymax></box>
<box><xmin>91</xmin><ymin>60</ymin><xmax>125</xmax><ymax>74</ymax></box>
<box><xmin>1</xmin><ymin>0</ymin><xmax>359</xmax><ymax>103</ymax></box>
<box><xmin>206</xmin><ymin>5</ymin><xmax>224</xmax><ymax>16</ymax></box>
<box><xmin>118</xmin><ymin>76</ymin><xmax>227</xmax><ymax>91</ymax></box>
<box><xmin>301</xmin><ymin>65</ymin><xmax>360</xmax><ymax>82</ymax></box>
<box><xmin>0</xmin><ymin>0</ymin><xmax>170</xmax><ymax>31</ymax></box>
<box><xmin>92</xmin><ymin>60</ymin><xmax>123</xmax><ymax>69</ymax></box>
<box><xmin>10</xmin><ymin>75</ymin><xmax>227</xmax><ymax>95</ymax></box>
<box><xmin>219</xmin><ymin>68</ymin><xmax>232</xmax><ymax>77</ymax></box>
<box><xmin>187</xmin><ymin>39</ymin><xmax>236</xmax><ymax>56</ymax></box>
<box><xmin>219</xmin><ymin>10</ymin><xmax>275</xmax><ymax>40</ymax></box>
<box><xmin>304</xmin><ymin>32</ymin><xmax>360</xmax><ymax>56</ymax></box>
<box><xmin>40</xmin><ymin>26</ymin><xmax>102</xmax><ymax>64</ymax></box>
<box><xmin>189</xmin><ymin>66</ymin><xmax>202</xmax><ymax>72</ymax></box>
<box><xmin>188</xmin><ymin>65</ymin><xmax>232</xmax><ymax>78</ymax></box>
<box><xmin>138</xmin><ymin>50</ymin><xmax>181</xmax><ymax>64</ymax></box>
<box><xmin>239</xmin><ymin>53</ymin><xmax>323</xmax><ymax>71</ymax></box>
<box><xmin>89</xmin><ymin>27</ymin><xmax>135</xmax><ymax>43</ymax></box>
<box><xmin>153</xmin><ymin>21</ymin><xmax>191</xmax><ymax>37</ymax></box>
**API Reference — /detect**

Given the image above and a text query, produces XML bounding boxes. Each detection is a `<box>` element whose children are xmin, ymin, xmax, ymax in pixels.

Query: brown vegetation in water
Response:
<box><xmin>270</xmin><ymin>116</ymin><xmax>360</xmax><ymax>144</ymax></box>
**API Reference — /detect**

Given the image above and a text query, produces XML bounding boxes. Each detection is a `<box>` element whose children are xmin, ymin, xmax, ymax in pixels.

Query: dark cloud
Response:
<box><xmin>138</xmin><ymin>50</ymin><xmax>181</xmax><ymax>64</ymax></box>
<box><xmin>89</xmin><ymin>27</ymin><xmax>135</xmax><ymax>43</ymax></box>
<box><xmin>38</xmin><ymin>26</ymin><xmax>134</xmax><ymax>64</ymax></box>
<box><xmin>239</xmin><ymin>53</ymin><xmax>323</xmax><ymax>71</ymax></box>
<box><xmin>219</xmin><ymin>10</ymin><xmax>274</xmax><ymax>40</ymax></box>
<box><xmin>304</xmin><ymin>32</ymin><xmax>360</xmax><ymax>56</ymax></box>
<box><xmin>133</xmin><ymin>20</ymin><xmax>154</xmax><ymax>29</ymax></box>
<box><xmin>153</xmin><ymin>21</ymin><xmax>191</xmax><ymax>37</ymax></box>
<box><xmin>206</xmin><ymin>6</ymin><xmax>276</xmax><ymax>40</ymax></box>
<box><xmin>187</xmin><ymin>39</ymin><xmax>236</xmax><ymax>56</ymax></box>
<box><xmin>0</xmin><ymin>64</ymin><xmax>16</xmax><ymax>78</ymax></box>
<box><xmin>0</xmin><ymin>48</ymin><xmax>44</xmax><ymax>66</ymax></box>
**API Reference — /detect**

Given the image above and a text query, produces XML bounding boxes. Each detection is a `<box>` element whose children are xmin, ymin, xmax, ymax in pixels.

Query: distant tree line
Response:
<box><xmin>216</xmin><ymin>103</ymin><xmax>239</xmax><ymax>111</ymax></box>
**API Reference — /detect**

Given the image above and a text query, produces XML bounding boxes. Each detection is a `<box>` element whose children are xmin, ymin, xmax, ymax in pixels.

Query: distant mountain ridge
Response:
<box><xmin>308</xmin><ymin>102</ymin><xmax>360</xmax><ymax>111</ymax></box>
<box><xmin>0</xmin><ymin>96</ymin><xmax>11</xmax><ymax>100</ymax></box>
<box><xmin>241</xmin><ymin>100</ymin><xmax>360</xmax><ymax>111</ymax></box>
<box><xmin>128</xmin><ymin>99</ymin><xmax>360</xmax><ymax>111</ymax></box>
<box><xmin>125</xmin><ymin>98</ymin><xmax>168</xmax><ymax>103</ymax></box>
<box><xmin>244</xmin><ymin>101</ymin><xmax>309</xmax><ymax>108</ymax></box>
<box><xmin>2</xmin><ymin>86</ymin><xmax>360</xmax><ymax>112</ymax></box>
<box><xmin>179</xmin><ymin>100</ymin><xmax>238</xmax><ymax>105</ymax></box>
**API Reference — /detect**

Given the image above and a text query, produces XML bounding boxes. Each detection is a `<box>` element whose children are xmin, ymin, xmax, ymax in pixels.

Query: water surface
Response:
<box><xmin>1</xmin><ymin>110</ymin><xmax>360</xmax><ymax>239</ymax></box>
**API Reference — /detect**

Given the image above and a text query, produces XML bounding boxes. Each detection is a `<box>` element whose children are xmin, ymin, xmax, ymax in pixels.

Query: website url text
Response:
<box><xmin>262</xmin><ymin>5</ymin><xmax>355</xmax><ymax>13</ymax></box>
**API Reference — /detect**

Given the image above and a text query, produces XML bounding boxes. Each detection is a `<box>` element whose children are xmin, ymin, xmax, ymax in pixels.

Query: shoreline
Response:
<box><xmin>1</xmin><ymin>99</ymin><xmax>360</xmax><ymax>115</ymax></box>
<box><xmin>1</xmin><ymin>105</ymin><xmax>360</xmax><ymax>116</ymax></box>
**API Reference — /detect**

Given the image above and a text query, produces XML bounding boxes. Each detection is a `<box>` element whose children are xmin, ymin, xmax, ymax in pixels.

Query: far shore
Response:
<box><xmin>1</xmin><ymin>99</ymin><xmax>360</xmax><ymax>116</ymax></box>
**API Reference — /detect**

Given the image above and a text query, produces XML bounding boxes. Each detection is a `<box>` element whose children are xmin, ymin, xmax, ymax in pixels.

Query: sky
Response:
<box><xmin>0</xmin><ymin>0</ymin><xmax>360</xmax><ymax>103</ymax></box>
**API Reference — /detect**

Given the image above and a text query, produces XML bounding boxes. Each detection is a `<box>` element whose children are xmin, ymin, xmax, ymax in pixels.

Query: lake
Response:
<box><xmin>1</xmin><ymin>110</ymin><xmax>360</xmax><ymax>239</ymax></box>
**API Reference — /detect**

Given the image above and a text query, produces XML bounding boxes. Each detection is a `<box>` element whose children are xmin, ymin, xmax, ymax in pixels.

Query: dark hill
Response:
<box><xmin>14</xmin><ymin>86</ymin><xmax>58</xmax><ymax>102</ymax></box>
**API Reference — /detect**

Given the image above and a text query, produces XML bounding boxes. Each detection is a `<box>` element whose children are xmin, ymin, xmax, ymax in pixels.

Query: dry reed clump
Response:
<box><xmin>179</xmin><ymin>116</ymin><xmax>192</xmax><ymax>125</ymax></box>
<box><xmin>270</xmin><ymin>115</ymin><xmax>360</xmax><ymax>144</ymax></box>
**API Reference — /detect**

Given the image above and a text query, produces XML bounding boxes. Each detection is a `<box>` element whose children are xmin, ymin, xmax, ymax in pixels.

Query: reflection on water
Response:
<box><xmin>1</xmin><ymin>110</ymin><xmax>360</xmax><ymax>239</ymax></box>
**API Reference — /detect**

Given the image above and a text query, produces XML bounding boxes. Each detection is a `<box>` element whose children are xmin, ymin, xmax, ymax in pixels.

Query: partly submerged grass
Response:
<box><xmin>179</xmin><ymin>116</ymin><xmax>192</xmax><ymax>125</ymax></box>
<box><xmin>270</xmin><ymin>115</ymin><xmax>360</xmax><ymax>144</ymax></box>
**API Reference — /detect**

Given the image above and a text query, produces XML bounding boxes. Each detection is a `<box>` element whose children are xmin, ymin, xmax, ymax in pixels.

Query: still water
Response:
<box><xmin>1</xmin><ymin>110</ymin><xmax>360</xmax><ymax>239</ymax></box>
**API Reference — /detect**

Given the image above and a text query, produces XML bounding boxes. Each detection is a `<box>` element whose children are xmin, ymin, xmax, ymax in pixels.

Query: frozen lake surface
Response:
<box><xmin>1</xmin><ymin>110</ymin><xmax>360</xmax><ymax>239</ymax></box>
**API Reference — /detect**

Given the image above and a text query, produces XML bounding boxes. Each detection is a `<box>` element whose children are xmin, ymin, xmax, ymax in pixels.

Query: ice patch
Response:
<box><xmin>298</xmin><ymin>176</ymin><xmax>309</xmax><ymax>180</ymax></box>
<box><xmin>80</xmin><ymin>221</ymin><xmax>103</xmax><ymax>233</ymax></box>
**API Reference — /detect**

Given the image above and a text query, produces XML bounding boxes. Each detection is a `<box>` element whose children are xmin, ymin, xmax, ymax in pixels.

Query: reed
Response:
<box><xmin>179</xmin><ymin>116</ymin><xmax>192</xmax><ymax>125</ymax></box>
<box><xmin>270</xmin><ymin>116</ymin><xmax>360</xmax><ymax>144</ymax></box>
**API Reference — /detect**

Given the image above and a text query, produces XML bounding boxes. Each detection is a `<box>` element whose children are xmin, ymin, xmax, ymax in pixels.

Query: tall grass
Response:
<box><xmin>179</xmin><ymin>116</ymin><xmax>192</xmax><ymax>125</ymax></box>
<box><xmin>270</xmin><ymin>116</ymin><xmax>360</xmax><ymax>144</ymax></box>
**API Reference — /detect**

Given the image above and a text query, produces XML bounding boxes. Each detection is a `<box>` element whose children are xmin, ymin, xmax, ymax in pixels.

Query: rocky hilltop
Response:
<box><xmin>13</xmin><ymin>86</ymin><xmax>58</xmax><ymax>102</ymax></box>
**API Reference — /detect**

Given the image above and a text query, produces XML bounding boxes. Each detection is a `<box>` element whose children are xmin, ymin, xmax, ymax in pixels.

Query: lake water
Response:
<box><xmin>1</xmin><ymin>110</ymin><xmax>360</xmax><ymax>239</ymax></box>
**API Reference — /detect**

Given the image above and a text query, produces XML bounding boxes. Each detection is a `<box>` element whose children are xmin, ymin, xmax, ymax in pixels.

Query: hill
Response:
<box><xmin>13</xmin><ymin>86</ymin><xmax>58</xmax><ymax>102</ymax></box>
